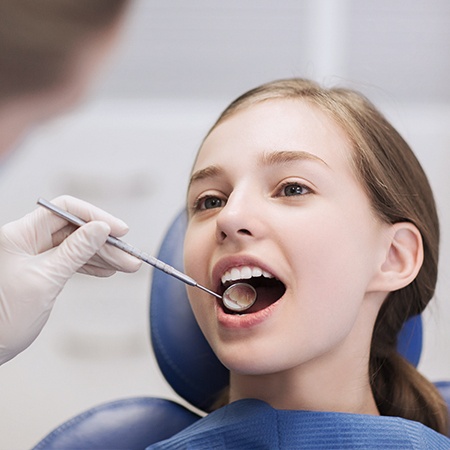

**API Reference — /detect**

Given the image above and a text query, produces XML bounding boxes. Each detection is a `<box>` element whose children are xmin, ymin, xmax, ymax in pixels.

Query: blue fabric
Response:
<box><xmin>146</xmin><ymin>399</ymin><xmax>450</xmax><ymax>449</ymax></box>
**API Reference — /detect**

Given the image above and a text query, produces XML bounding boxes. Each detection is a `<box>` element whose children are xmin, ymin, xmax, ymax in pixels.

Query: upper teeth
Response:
<box><xmin>221</xmin><ymin>266</ymin><xmax>274</xmax><ymax>284</ymax></box>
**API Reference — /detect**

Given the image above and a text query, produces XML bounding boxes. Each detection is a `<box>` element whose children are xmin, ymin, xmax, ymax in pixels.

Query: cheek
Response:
<box><xmin>291</xmin><ymin>198</ymin><xmax>381</xmax><ymax>266</ymax></box>
<box><xmin>183</xmin><ymin>224</ymin><xmax>210</xmax><ymax>279</ymax></box>
<box><xmin>286</xmin><ymin>209</ymin><xmax>380</xmax><ymax>311</ymax></box>
<box><xmin>183</xmin><ymin>225</ymin><xmax>216</xmax><ymax>332</ymax></box>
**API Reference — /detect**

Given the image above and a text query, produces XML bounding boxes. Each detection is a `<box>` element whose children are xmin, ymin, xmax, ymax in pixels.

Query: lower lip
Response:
<box><xmin>216</xmin><ymin>297</ymin><xmax>282</xmax><ymax>329</ymax></box>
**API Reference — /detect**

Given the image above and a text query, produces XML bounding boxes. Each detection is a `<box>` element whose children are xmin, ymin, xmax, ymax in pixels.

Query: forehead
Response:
<box><xmin>194</xmin><ymin>99</ymin><xmax>353</xmax><ymax>171</ymax></box>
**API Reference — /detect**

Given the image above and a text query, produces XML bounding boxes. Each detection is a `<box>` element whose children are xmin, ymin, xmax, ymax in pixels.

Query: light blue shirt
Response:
<box><xmin>147</xmin><ymin>398</ymin><xmax>450</xmax><ymax>449</ymax></box>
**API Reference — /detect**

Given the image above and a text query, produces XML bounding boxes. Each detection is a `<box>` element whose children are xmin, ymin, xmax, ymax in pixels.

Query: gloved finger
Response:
<box><xmin>46</xmin><ymin>218</ymin><xmax>141</xmax><ymax>273</ymax></box>
<box><xmin>52</xmin><ymin>196</ymin><xmax>130</xmax><ymax>237</ymax></box>
<box><xmin>77</xmin><ymin>265</ymin><xmax>116</xmax><ymax>277</ymax></box>
<box><xmin>51</xmin><ymin>223</ymin><xmax>78</xmax><ymax>247</ymax></box>
<box><xmin>51</xmin><ymin>221</ymin><xmax>141</xmax><ymax>278</ymax></box>
<box><xmin>45</xmin><ymin>220</ymin><xmax>113</xmax><ymax>282</ymax></box>
<box><xmin>79</xmin><ymin>245</ymin><xmax>142</xmax><ymax>273</ymax></box>
<box><xmin>26</xmin><ymin>195</ymin><xmax>131</xmax><ymax>253</ymax></box>
<box><xmin>53</xmin><ymin>229</ymin><xmax>142</xmax><ymax>273</ymax></box>
<box><xmin>2</xmin><ymin>196</ymin><xmax>132</xmax><ymax>255</ymax></box>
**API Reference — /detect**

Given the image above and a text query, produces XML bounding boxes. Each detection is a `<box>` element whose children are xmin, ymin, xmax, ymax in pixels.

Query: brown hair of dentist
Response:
<box><xmin>0</xmin><ymin>0</ymin><xmax>130</xmax><ymax>102</ymax></box>
<box><xmin>204</xmin><ymin>78</ymin><xmax>448</xmax><ymax>435</ymax></box>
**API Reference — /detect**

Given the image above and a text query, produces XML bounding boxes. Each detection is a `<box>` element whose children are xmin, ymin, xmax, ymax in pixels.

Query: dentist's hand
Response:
<box><xmin>0</xmin><ymin>195</ymin><xmax>141</xmax><ymax>365</ymax></box>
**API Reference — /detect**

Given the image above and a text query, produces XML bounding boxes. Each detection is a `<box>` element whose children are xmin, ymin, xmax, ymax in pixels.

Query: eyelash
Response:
<box><xmin>191</xmin><ymin>194</ymin><xmax>226</xmax><ymax>212</ymax></box>
<box><xmin>276</xmin><ymin>180</ymin><xmax>312</xmax><ymax>197</ymax></box>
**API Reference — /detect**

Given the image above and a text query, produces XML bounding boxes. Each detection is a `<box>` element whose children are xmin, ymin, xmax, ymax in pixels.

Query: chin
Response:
<box><xmin>216</xmin><ymin>347</ymin><xmax>286</xmax><ymax>376</ymax></box>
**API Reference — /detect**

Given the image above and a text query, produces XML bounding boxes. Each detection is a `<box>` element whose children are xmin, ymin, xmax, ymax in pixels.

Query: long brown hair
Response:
<box><xmin>206</xmin><ymin>78</ymin><xmax>448</xmax><ymax>434</ymax></box>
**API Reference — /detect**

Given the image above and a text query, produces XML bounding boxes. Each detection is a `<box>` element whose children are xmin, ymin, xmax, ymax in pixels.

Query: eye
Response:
<box><xmin>278</xmin><ymin>181</ymin><xmax>311</xmax><ymax>197</ymax></box>
<box><xmin>194</xmin><ymin>195</ymin><xmax>225</xmax><ymax>211</ymax></box>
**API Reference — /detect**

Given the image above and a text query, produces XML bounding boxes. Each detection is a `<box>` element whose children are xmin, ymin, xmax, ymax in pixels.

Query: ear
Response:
<box><xmin>370</xmin><ymin>222</ymin><xmax>424</xmax><ymax>292</ymax></box>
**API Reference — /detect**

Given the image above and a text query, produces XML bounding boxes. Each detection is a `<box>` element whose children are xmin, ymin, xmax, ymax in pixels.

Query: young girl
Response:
<box><xmin>150</xmin><ymin>78</ymin><xmax>450</xmax><ymax>448</ymax></box>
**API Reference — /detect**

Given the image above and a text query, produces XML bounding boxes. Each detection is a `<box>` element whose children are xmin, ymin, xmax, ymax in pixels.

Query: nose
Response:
<box><xmin>215</xmin><ymin>191</ymin><xmax>260</xmax><ymax>243</ymax></box>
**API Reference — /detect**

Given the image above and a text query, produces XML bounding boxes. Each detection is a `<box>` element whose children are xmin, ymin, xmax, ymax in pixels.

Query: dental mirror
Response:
<box><xmin>222</xmin><ymin>283</ymin><xmax>257</xmax><ymax>312</ymax></box>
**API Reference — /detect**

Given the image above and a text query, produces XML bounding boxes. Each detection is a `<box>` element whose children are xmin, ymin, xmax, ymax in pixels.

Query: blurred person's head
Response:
<box><xmin>0</xmin><ymin>0</ymin><xmax>131</xmax><ymax>155</ymax></box>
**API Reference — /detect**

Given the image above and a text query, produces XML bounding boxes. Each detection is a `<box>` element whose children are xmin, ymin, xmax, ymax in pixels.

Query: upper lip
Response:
<box><xmin>212</xmin><ymin>254</ymin><xmax>283</xmax><ymax>293</ymax></box>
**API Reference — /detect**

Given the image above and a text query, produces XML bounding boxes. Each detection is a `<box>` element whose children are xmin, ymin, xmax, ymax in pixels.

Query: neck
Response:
<box><xmin>230</xmin><ymin>362</ymin><xmax>379</xmax><ymax>415</ymax></box>
<box><xmin>229</xmin><ymin>296</ymin><xmax>382</xmax><ymax>415</ymax></box>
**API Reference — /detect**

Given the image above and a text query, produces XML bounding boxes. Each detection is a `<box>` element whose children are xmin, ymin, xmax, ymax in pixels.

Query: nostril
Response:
<box><xmin>238</xmin><ymin>229</ymin><xmax>252</xmax><ymax>236</ymax></box>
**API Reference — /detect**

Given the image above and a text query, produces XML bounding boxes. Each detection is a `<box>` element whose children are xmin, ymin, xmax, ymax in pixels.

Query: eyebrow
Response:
<box><xmin>188</xmin><ymin>165</ymin><xmax>224</xmax><ymax>189</ymax></box>
<box><xmin>188</xmin><ymin>150</ymin><xmax>329</xmax><ymax>189</ymax></box>
<box><xmin>260</xmin><ymin>150</ymin><xmax>329</xmax><ymax>168</ymax></box>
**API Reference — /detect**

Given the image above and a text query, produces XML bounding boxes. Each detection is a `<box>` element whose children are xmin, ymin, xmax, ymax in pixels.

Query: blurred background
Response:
<box><xmin>0</xmin><ymin>0</ymin><xmax>449</xmax><ymax>448</ymax></box>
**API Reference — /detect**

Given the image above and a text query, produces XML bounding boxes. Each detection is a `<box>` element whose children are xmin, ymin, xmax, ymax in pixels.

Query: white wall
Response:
<box><xmin>0</xmin><ymin>1</ymin><xmax>449</xmax><ymax>448</ymax></box>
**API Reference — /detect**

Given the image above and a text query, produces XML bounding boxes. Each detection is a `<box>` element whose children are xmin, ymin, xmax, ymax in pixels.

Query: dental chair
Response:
<box><xmin>32</xmin><ymin>210</ymin><xmax>450</xmax><ymax>450</ymax></box>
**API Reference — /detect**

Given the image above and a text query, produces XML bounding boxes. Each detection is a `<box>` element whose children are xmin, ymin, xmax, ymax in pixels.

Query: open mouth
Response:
<box><xmin>220</xmin><ymin>266</ymin><xmax>286</xmax><ymax>314</ymax></box>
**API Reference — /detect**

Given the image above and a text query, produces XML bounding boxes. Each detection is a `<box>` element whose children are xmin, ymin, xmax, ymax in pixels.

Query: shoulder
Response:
<box><xmin>388</xmin><ymin>415</ymin><xmax>450</xmax><ymax>449</ymax></box>
<box><xmin>274</xmin><ymin>408</ymin><xmax>450</xmax><ymax>449</ymax></box>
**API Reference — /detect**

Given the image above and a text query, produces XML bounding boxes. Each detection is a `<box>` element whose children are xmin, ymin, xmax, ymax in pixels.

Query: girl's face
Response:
<box><xmin>184</xmin><ymin>99</ymin><xmax>390</xmax><ymax>379</ymax></box>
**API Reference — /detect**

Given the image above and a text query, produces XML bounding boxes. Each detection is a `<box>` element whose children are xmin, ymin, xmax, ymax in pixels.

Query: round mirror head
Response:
<box><xmin>222</xmin><ymin>282</ymin><xmax>257</xmax><ymax>312</ymax></box>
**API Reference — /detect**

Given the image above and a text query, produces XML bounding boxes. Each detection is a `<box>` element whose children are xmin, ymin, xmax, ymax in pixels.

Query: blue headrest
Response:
<box><xmin>150</xmin><ymin>210</ymin><xmax>423</xmax><ymax>412</ymax></box>
<box><xmin>150</xmin><ymin>210</ymin><xmax>228</xmax><ymax>412</ymax></box>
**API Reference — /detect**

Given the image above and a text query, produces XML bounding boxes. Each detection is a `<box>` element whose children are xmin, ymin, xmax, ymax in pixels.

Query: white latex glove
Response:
<box><xmin>0</xmin><ymin>195</ymin><xmax>142</xmax><ymax>365</ymax></box>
